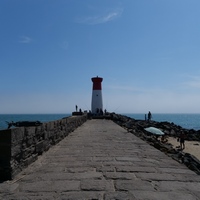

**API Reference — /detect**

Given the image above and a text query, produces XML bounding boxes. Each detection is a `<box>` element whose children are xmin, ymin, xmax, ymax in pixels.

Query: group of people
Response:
<box><xmin>163</xmin><ymin>131</ymin><xmax>186</xmax><ymax>150</ymax></box>
<box><xmin>75</xmin><ymin>105</ymin><xmax>82</xmax><ymax>113</ymax></box>
<box><xmin>75</xmin><ymin>105</ymin><xmax>107</xmax><ymax>116</ymax></box>
<box><xmin>144</xmin><ymin>110</ymin><xmax>186</xmax><ymax>150</ymax></box>
<box><xmin>160</xmin><ymin>131</ymin><xmax>186</xmax><ymax>150</ymax></box>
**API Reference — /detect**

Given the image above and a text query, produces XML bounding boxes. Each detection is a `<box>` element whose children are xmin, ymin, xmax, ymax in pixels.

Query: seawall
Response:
<box><xmin>0</xmin><ymin>115</ymin><xmax>87</xmax><ymax>181</ymax></box>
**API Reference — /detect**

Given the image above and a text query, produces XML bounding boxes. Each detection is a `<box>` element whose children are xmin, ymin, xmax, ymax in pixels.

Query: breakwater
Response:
<box><xmin>111</xmin><ymin>113</ymin><xmax>200</xmax><ymax>140</ymax></box>
<box><xmin>1</xmin><ymin>112</ymin><xmax>200</xmax><ymax>181</ymax></box>
<box><xmin>1</xmin><ymin>119</ymin><xmax>200</xmax><ymax>199</ymax></box>
<box><xmin>111</xmin><ymin>113</ymin><xmax>200</xmax><ymax>174</ymax></box>
<box><xmin>0</xmin><ymin>115</ymin><xmax>87</xmax><ymax>181</ymax></box>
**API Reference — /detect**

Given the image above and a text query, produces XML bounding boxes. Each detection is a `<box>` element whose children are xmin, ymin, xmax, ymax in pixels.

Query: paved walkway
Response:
<box><xmin>0</xmin><ymin>119</ymin><xmax>200</xmax><ymax>200</ymax></box>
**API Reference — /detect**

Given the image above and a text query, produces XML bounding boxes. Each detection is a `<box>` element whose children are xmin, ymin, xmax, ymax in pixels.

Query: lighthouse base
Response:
<box><xmin>91</xmin><ymin>115</ymin><xmax>111</xmax><ymax>120</ymax></box>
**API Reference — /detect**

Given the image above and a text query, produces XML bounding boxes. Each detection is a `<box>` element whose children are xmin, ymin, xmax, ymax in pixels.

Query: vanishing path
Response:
<box><xmin>0</xmin><ymin>119</ymin><xmax>200</xmax><ymax>199</ymax></box>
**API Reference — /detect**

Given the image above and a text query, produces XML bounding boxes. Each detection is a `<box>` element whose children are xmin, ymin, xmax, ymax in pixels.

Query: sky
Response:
<box><xmin>1</xmin><ymin>0</ymin><xmax>200</xmax><ymax>114</ymax></box>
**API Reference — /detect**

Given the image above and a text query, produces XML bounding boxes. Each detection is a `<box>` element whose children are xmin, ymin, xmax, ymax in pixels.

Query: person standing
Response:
<box><xmin>179</xmin><ymin>131</ymin><xmax>185</xmax><ymax>150</ymax></box>
<box><xmin>148</xmin><ymin>111</ymin><xmax>152</xmax><ymax>121</ymax></box>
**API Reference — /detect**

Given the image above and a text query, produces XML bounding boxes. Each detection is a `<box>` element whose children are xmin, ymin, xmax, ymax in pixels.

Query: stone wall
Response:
<box><xmin>0</xmin><ymin>115</ymin><xmax>87</xmax><ymax>181</ymax></box>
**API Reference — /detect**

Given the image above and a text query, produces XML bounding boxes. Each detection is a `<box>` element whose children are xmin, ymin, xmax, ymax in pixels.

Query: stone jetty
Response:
<box><xmin>0</xmin><ymin>119</ymin><xmax>200</xmax><ymax>199</ymax></box>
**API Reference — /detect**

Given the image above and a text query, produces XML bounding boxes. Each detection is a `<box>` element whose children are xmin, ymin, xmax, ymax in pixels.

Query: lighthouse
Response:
<box><xmin>91</xmin><ymin>76</ymin><xmax>103</xmax><ymax>114</ymax></box>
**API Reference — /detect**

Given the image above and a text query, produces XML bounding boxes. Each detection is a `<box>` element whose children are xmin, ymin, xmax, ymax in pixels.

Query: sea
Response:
<box><xmin>0</xmin><ymin>113</ymin><xmax>200</xmax><ymax>131</ymax></box>
<box><xmin>0</xmin><ymin>114</ymin><xmax>71</xmax><ymax>130</ymax></box>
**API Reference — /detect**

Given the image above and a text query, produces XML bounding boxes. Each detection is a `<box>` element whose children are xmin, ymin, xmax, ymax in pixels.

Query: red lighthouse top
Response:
<box><xmin>91</xmin><ymin>76</ymin><xmax>103</xmax><ymax>90</ymax></box>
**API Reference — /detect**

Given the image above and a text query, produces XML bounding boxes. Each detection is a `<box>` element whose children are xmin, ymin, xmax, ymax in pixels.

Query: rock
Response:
<box><xmin>111</xmin><ymin>113</ymin><xmax>200</xmax><ymax>175</ymax></box>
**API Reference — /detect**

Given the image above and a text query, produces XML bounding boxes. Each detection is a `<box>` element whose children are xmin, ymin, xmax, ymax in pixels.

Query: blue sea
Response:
<box><xmin>0</xmin><ymin>113</ymin><xmax>200</xmax><ymax>131</ymax></box>
<box><xmin>0</xmin><ymin>114</ymin><xmax>71</xmax><ymax>130</ymax></box>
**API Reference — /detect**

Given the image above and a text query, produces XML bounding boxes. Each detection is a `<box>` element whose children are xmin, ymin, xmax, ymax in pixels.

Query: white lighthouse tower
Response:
<box><xmin>91</xmin><ymin>76</ymin><xmax>103</xmax><ymax>114</ymax></box>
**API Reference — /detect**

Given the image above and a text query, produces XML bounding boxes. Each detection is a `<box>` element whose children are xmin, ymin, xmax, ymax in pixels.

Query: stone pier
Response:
<box><xmin>0</xmin><ymin>119</ymin><xmax>200</xmax><ymax>199</ymax></box>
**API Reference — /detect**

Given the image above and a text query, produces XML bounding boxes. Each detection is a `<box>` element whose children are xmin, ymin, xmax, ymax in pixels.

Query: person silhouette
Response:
<box><xmin>148</xmin><ymin>111</ymin><xmax>152</xmax><ymax>121</ymax></box>
<box><xmin>179</xmin><ymin>131</ymin><xmax>186</xmax><ymax>150</ymax></box>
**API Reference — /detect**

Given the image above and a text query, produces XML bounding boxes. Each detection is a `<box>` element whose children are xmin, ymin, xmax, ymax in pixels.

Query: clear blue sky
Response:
<box><xmin>1</xmin><ymin>0</ymin><xmax>200</xmax><ymax>114</ymax></box>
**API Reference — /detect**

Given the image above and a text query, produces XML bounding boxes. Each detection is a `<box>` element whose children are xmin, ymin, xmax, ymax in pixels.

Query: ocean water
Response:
<box><xmin>0</xmin><ymin>114</ymin><xmax>71</xmax><ymax>130</ymax></box>
<box><xmin>124</xmin><ymin>113</ymin><xmax>200</xmax><ymax>130</ymax></box>
<box><xmin>0</xmin><ymin>113</ymin><xmax>200</xmax><ymax>131</ymax></box>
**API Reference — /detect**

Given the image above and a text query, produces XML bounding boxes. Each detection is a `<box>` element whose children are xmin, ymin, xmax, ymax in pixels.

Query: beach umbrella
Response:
<box><xmin>144</xmin><ymin>127</ymin><xmax>165</xmax><ymax>135</ymax></box>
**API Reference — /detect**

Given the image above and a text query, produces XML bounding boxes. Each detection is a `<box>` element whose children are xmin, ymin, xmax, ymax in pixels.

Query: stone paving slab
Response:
<box><xmin>0</xmin><ymin>119</ymin><xmax>200</xmax><ymax>199</ymax></box>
